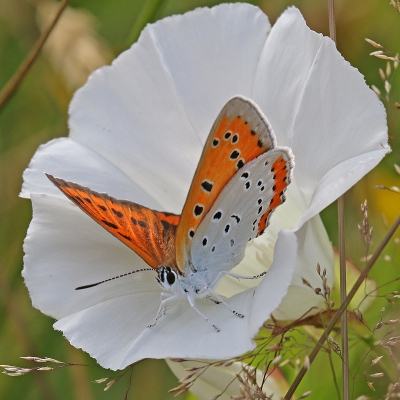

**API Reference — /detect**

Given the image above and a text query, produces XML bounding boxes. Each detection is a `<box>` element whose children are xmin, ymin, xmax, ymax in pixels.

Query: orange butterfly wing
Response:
<box><xmin>175</xmin><ymin>96</ymin><xmax>278</xmax><ymax>269</ymax></box>
<box><xmin>257</xmin><ymin>154</ymin><xmax>291</xmax><ymax>235</ymax></box>
<box><xmin>46</xmin><ymin>174</ymin><xmax>180</xmax><ymax>270</ymax></box>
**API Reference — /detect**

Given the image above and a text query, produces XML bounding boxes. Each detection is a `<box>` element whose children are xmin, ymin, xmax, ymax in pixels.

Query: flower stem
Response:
<box><xmin>284</xmin><ymin>215</ymin><xmax>400</xmax><ymax>399</ymax></box>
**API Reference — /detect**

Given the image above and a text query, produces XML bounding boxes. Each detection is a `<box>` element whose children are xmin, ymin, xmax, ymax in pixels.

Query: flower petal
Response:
<box><xmin>141</xmin><ymin>3</ymin><xmax>270</xmax><ymax>135</ymax></box>
<box><xmin>54</xmin><ymin>290</ymin><xmax>256</xmax><ymax>370</ymax></box>
<box><xmin>253</xmin><ymin>7</ymin><xmax>388</xmax><ymax>217</ymax></box>
<box><xmin>272</xmin><ymin>215</ymin><xmax>334</xmax><ymax>321</ymax></box>
<box><xmin>250</xmin><ymin>228</ymin><xmax>298</xmax><ymax>329</ymax></box>
<box><xmin>253</xmin><ymin>7</ymin><xmax>323</xmax><ymax>145</ymax></box>
<box><xmin>54</xmin><ymin>293</ymin><xmax>161</xmax><ymax>370</ymax></box>
<box><xmin>20</xmin><ymin>138</ymin><xmax>176</xmax><ymax>210</ymax></box>
<box><xmin>299</xmin><ymin>149</ymin><xmax>389</xmax><ymax>225</ymax></box>
<box><xmin>288</xmin><ymin>41</ymin><xmax>388</xmax><ymax>205</ymax></box>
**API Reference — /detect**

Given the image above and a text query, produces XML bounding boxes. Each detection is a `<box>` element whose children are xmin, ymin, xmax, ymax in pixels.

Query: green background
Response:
<box><xmin>0</xmin><ymin>0</ymin><xmax>399</xmax><ymax>399</ymax></box>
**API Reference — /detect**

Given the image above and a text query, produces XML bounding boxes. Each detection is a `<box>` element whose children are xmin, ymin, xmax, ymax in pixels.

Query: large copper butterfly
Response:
<box><xmin>46</xmin><ymin>96</ymin><xmax>294</xmax><ymax>331</ymax></box>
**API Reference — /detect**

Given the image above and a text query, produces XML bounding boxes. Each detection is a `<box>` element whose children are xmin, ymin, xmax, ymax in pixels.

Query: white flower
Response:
<box><xmin>21</xmin><ymin>4</ymin><xmax>388</xmax><ymax>370</ymax></box>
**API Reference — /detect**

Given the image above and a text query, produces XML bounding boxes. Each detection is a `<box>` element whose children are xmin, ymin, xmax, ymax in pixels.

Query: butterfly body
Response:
<box><xmin>46</xmin><ymin>96</ymin><xmax>294</xmax><ymax>330</ymax></box>
<box><xmin>157</xmin><ymin>266</ymin><xmax>209</xmax><ymax>297</ymax></box>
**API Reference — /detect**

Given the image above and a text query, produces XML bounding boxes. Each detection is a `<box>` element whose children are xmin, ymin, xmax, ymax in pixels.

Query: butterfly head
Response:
<box><xmin>156</xmin><ymin>266</ymin><xmax>179</xmax><ymax>291</ymax></box>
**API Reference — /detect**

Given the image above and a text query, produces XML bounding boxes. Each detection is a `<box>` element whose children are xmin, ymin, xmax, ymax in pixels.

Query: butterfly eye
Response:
<box><xmin>166</xmin><ymin>269</ymin><xmax>176</xmax><ymax>285</ymax></box>
<box><xmin>157</xmin><ymin>267</ymin><xmax>177</xmax><ymax>287</ymax></box>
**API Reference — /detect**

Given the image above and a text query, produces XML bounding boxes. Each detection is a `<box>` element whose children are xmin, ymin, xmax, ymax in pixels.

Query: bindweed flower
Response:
<box><xmin>21</xmin><ymin>4</ymin><xmax>388</xmax><ymax>370</ymax></box>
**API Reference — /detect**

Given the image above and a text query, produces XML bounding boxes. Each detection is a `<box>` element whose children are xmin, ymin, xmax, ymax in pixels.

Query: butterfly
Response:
<box><xmin>46</xmin><ymin>96</ymin><xmax>294</xmax><ymax>331</ymax></box>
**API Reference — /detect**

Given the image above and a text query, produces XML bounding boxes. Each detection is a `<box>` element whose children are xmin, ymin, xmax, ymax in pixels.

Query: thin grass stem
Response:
<box><xmin>0</xmin><ymin>0</ymin><xmax>69</xmax><ymax>113</ymax></box>
<box><xmin>338</xmin><ymin>195</ymin><xmax>349</xmax><ymax>400</ymax></box>
<box><xmin>328</xmin><ymin>0</ymin><xmax>336</xmax><ymax>43</ymax></box>
<box><xmin>329</xmin><ymin>0</ymin><xmax>350</xmax><ymax>397</ymax></box>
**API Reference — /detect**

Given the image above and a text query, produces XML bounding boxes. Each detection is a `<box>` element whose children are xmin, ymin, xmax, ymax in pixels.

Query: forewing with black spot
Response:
<box><xmin>176</xmin><ymin>96</ymin><xmax>277</xmax><ymax>270</ymax></box>
<box><xmin>46</xmin><ymin>174</ymin><xmax>180</xmax><ymax>270</ymax></box>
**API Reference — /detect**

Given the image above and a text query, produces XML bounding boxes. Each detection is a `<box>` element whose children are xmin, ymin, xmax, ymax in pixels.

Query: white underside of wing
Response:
<box><xmin>190</xmin><ymin>147</ymin><xmax>292</xmax><ymax>284</ymax></box>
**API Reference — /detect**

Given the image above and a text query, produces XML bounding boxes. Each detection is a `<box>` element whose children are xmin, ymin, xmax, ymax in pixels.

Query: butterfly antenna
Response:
<box><xmin>75</xmin><ymin>268</ymin><xmax>155</xmax><ymax>290</ymax></box>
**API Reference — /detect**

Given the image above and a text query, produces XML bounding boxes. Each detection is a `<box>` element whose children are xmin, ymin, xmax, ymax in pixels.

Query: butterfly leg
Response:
<box><xmin>186</xmin><ymin>293</ymin><xmax>220</xmax><ymax>332</ymax></box>
<box><xmin>200</xmin><ymin>270</ymin><xmax>266</xmax><ymax>319</ymax></box>
<box><xmin>208</xmin><ymin>269</ymin><xmax>267</xmax><ymax>289</ymax></box>
<box><xmin>147</xmin><ymin>294</ymin><xmax>179</xmax><ymax>328</ymax></box>
<box><xmin>222</xmin><ymin>270</ymin><xmax>267</xmax><ymax>280</ymax></box>
<box><xmin>201</xmin><ymin>287</ymin><xmax>244</xmax><ymax>318</ymax></box>
<box><xmin>205</xmin><ymin>295</ymin><xmax>221</xmax><ymax>305</ymax></box>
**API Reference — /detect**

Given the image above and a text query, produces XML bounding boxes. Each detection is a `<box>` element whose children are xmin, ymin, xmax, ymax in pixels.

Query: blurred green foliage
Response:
<box><xmin>0</xmin><ymin>0</ymin><xmax>399</xmax><ymax>399</ymax></box>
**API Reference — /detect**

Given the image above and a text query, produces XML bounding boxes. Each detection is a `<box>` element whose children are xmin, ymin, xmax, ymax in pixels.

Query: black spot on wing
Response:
<box><xmin>161</xmin><ymin>220</ymin><xmax>170</xmax><ymax>231</ymax></box>
<box><xmin>213</xmin><ymin>211</ymin><xmax>222</xmax><ymax>220</ymax></box>
<box><xmin>237</xmin><ymin>159</ymin><xmax>245</xmax><ymax>170</ymax></box>
<box><xmin>201</xmin><ymin>180</ymin><xmax>213</xmax><ymax>193</ymax></box>
<box><xmin>230</xmin><ymin>150</ymin><xmax>240</xmax><ymax>160</ymax></box>
<box><xmin>102</xmin><ymin>219</ymin><xmax>118</xmax><ymax>229</ymax></box>
<box><xmin>194</xmin><ymin>204</ymin><xmax>204</xmax><ymax>217</ymax></box>
<box><xmin>231</xmin><ymin>215</ymin><xmax>240</xmax><ymax>223</ymax></box>
<box><xmin>112</xmin><ymin>208</ymin><xmax>123</xmax><ymax>218</ymax></box>
<box><xmin>118</xmin><ymin>232</ymin><xmax>132</xmax><ymax>241</ymax></box>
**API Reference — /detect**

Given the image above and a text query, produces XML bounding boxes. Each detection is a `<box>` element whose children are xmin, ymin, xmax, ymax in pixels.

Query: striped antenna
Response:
<box><xmin>75</xmin><ymin>268</ymin><xmax>155</xmax><ymax>290</ymax></box>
